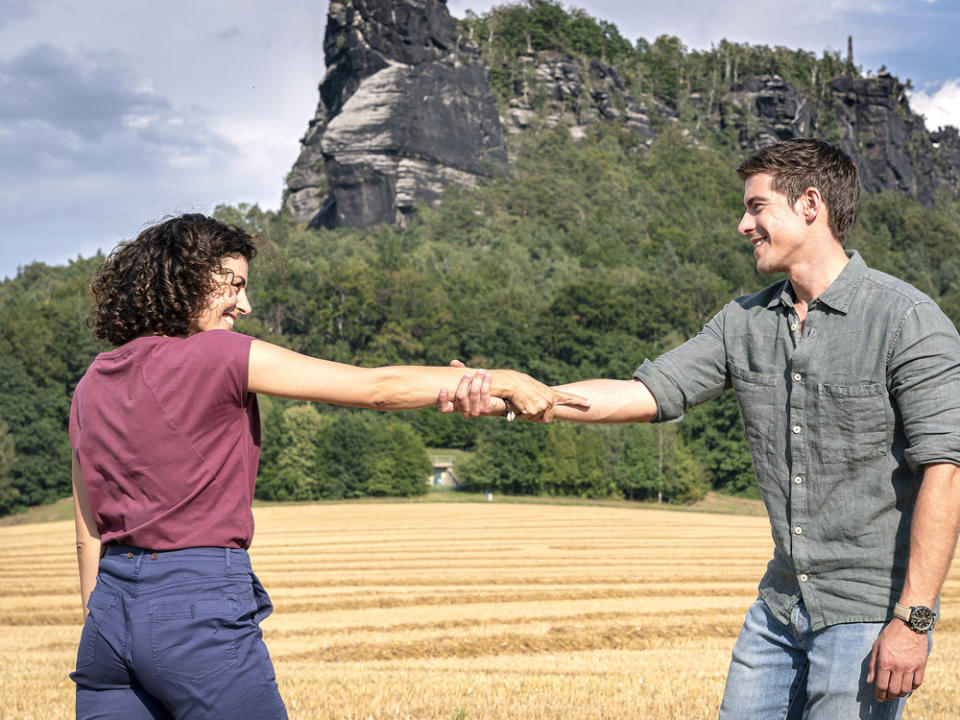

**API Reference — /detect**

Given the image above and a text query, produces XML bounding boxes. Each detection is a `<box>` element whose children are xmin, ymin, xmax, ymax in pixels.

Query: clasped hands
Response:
<box><xmin>436</xmin><ymin>360</ymin><xmax>589</xmax><ymax>422</ymax></box>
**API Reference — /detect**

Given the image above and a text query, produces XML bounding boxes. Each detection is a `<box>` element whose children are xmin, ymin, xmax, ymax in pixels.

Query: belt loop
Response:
<box><xmin>225</xmin><ymin>547</ymin><xmax>231</xmax><ymax>571</ymax></box>
<box><xmin>134</xmin><ymin>550</ymin><xmax>145</xmax><ymax>573</ymax></box>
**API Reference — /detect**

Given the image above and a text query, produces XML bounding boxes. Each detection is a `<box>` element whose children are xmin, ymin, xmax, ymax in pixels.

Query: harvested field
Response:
<box><xmin>1</xmin><ymin>501</ymin><xmax>957</xmax><ymax>719</ymax></box>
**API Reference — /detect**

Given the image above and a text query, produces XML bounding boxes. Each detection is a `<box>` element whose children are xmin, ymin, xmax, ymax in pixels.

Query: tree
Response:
<box><xmin>457</xmin><ymin>422</ymin><xmax>549</xmax><ymax>495</ymax></box>
<box><xmin>542</xmin><ymin>424</ymin><xmax>612</xmax><ymax>498</ymax></box>
<box><xmin>0</xmin><ymin>423</ymin><xmax>18</xmax><ymax>514</ymax></box>
<box><xmin>271</xmin><ymin>404</ymin><xmax>331</xmax><ymax>501</ymax></box>
<box><xmin>363</xmin><ymin>418</ymin><xmax>431</xmax><ymax>497</ymax></box>
<box><xmin>608</xmin><ymin>423</ymin><xmax>708</xmax><ymax>503</ymax></box>
<box><xmin>0</xmin><ymin>359</ymin><xmax>71</xmax><ymax>512</ymax></box>
<box><xmin>679</xmin><ymin>392</ymin><xmax>759</xmax><ymax>498</ymax></box>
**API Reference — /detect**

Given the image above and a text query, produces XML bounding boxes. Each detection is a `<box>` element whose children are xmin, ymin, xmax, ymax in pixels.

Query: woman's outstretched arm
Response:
<box><xmin>247</xmin><ymin>339</ymin><xmax>588</xmax><ymax>421</ymax></box>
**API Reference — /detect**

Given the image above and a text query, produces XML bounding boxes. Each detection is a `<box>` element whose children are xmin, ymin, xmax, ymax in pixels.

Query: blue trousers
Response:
<box><xmin>72</xmin><ymin>545</ymin><xmax>288</xmax><ymax>720</ymax></box>
<box><xmin>719</xmin><ymin>597</ymin><xmax>913</xmax><ymax>720</ymax></box>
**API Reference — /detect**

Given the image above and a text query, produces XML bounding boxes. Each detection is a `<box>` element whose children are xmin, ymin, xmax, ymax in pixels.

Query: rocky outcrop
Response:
<box><xmin>826</xmin><ymin>73</ymin><xmax>935</xmax><ymax>202</ymax></box>
<box><xmin>718</xmin><ymin>72</ymin><xmax>957</xmax><ymax>205</ymax></box>
<box><xmin>503</xmin><ymin>54</ymin><xmax>656</xmax><ymax>142</ymax></box>
<box><xmin>284</xmin><ymin>0</ymin><xmax>508</xmax><ymax>229</ymax></box>
<box><xmin>721</xmin><ymin>75</ymin><xmax>813</xmax><ymax>151</ymax></box>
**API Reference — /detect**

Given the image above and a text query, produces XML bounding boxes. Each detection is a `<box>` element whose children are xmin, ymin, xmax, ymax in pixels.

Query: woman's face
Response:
<box><xmin>191</xmin><ymin>255</ymin><xmax>251</xmax><ymax>333</ymax></box>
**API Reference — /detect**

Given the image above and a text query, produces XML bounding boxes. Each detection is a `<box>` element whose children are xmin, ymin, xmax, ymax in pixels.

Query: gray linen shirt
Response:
<box><xmin>634</xmin><ymin>251</ymin><xmax>960</xmax><ymax>631</ymax></box>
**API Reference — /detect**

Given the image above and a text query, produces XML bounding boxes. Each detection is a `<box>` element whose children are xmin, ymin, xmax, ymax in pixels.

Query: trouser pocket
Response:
<box><xmin>75</xmin><ymin>583</ymin><xmax>119</xmax><ymax>669</ymax></box>
<box><xmin>149</xmin><ymin>590</ymin><xmax>252</xmax><ymax>682</ymax></box>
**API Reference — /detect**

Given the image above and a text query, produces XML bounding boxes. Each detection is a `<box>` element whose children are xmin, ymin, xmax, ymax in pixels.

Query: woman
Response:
<box><xmin>70</xmin><ymin>214</ymin><xmax>585</xmax><ymax>719</ymax></box>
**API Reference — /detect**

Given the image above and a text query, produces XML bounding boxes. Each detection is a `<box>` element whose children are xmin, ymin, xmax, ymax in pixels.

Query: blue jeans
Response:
<box><xmin>71</xmin><ymin>545</ymin><xmax>288</xmax><ymax>720</ymax></box>
<box><xmin>719</xmin><ymin>597</ymin><xmax>913</xmax><ymax>720</ymax></box>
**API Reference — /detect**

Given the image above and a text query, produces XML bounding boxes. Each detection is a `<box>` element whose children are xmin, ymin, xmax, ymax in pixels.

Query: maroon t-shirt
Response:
<box><xmin>69</xmin><ymin>330</ymin><xmax>261</xmax><ymax>550</ymax></box>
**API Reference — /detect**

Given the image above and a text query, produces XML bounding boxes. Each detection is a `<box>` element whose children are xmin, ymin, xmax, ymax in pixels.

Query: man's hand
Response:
<box><xmin>867</xmin><ymin>619</ymin><xmax>929</xmax><ymax>702</ymax></box>
<box><xmin>437</xmin><ymin>366</ymin><xmax>500</xmax><ymax>418</ymax></box>
<box><xmin>437</xmin><ymin>360</ymin><xmax>590</xmax><ymax>421</ymax></box>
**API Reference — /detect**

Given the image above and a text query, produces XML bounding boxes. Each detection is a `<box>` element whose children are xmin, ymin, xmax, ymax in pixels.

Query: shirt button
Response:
<box><xmin>794</xmin><ymin>526</ymin><xmax>803</xmax><ymax>535</ymax></box>
<box><xmin>792</xmin><ymin>372</ymin><xmax>802</xmax><ymax>382</ymax></box>
<box><xmin>799</xmin><ymin>574</ymin><xmax>809</xmax><ymax>582</ymax></box>
<box><xmin>792</xmin><ymin>425</ymin><xmax>802</xmax><ymax>434</ymax></box>
<box><xmin>794</xmin><ymin>475</ymin><xmax>803</xmax><ymax>484</ymax></box>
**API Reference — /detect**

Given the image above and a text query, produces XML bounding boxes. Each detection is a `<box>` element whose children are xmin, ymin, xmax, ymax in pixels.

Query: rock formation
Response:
<box><xmin>721</xmin><ymin>75</ymin><xmax>813</xmax><ymax>150</ymax></box>
<box><xmin>719</xmin><ymin>72</ymin><xmax>959</xmax><ymax>206</ymax></box>
<box><xmin>503</xmin><ymin>54</ymin><xmax>655</xmax><ymax>143</ymax></box>
<box><xmin>284</xmin><ymin>0</ymin><xmax>508</xmax><ymax>229</ymax></box>
<box><xmin>828</xmin><ymin>73</ymin><xmax>938</xmax><ymax>204</ymax></box>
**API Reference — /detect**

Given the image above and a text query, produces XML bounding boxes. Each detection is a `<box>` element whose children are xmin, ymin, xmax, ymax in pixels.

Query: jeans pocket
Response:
<box><xmin>75</xmin><ymin>584</ymin><xmax>118</xmax><ymax>669</ymax></box>
<box><xmin>149</xmin><ymin>594</ymin><xmax>242</xmax><ymax>682</ymax></box>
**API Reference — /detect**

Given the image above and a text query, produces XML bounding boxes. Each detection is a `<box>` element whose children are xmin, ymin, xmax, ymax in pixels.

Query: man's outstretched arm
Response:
<box><xmin>550</xmin><ymin>378</ymin><xmax>658</xmax><ymax>423</ymax></box>
<box><xmin>440</xmin><ymin>369</ymin><xmax>657</xmax><ymax>424</ymax></box>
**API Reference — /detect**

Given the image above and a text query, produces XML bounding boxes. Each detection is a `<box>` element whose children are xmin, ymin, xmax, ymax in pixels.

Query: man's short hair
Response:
<box><xmin>736</xmin><ymin>139</ymin><xmax>861</xmax><ymax>244</ymax></box>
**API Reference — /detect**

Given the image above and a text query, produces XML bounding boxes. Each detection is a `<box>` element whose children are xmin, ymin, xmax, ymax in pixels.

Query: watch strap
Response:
<box><xmin>893</xmin><ymin>602</ymin><xmax>911</xmax><ymax>624</ymax></box>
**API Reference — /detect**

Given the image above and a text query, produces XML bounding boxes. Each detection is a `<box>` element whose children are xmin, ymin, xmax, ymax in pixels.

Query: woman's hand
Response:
<box><xmin>438</xmin><ymin>360</ymin><xmax>590</xmax><ymax>422</ymax></box>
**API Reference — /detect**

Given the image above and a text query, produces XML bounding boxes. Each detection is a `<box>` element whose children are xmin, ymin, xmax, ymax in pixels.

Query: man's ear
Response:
<box><xmin>800</xmin><ymin>186</ymin><xmax>823</xmax><ymax>222</ymax></box>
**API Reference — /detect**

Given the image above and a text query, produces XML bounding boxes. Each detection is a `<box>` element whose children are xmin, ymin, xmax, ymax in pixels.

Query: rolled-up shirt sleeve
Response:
<box><xmin>633</xmin><ymin>308</ymin><xmax>730</xmax><ymax>422</ymax></box>
<box><xmin>889</xmin><ymin>301</ymin><xmax>960</xmax><ymax>472</ymax></box>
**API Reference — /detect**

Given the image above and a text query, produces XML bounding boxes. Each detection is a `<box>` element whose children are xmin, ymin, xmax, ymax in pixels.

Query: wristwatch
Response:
<box><xmin>893</xmin><ymin>603</ymin><xmax>937</xmax><ymax>633</ymax></box>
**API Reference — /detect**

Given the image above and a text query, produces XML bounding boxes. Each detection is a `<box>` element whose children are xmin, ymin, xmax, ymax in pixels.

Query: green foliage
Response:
<box><xmin>457</xmin><ymin>420</ymin><xmax>707</xmax><ymax>503</ymax></box>
<box><xmin>7</xmin><ymin>16</ymin><xmax>960</xmax><ymax>514</ymax></box>
<box><xmin>679</xmin><ymin>393</ymin><xmax>758</xmax><ymax>499</ymax></box>
<box><xmin>611</xmin><ymin>423</ymin><xmax>708</xmax><ymax>504</ymax></box>
<box><xmin>0</xmin><ymin>423</ymin><xmax>18</xmax><ymax>513</ymax></box>
<box><xmin>542</xmin><ymin>423</ymin><xmax>611</xmax><ymax>498</ymax></box>
<box><xmin>457</xmin><ymin>422</ymin><xmax>548</xmax><ymax>495</ymax></box>
<box><xmin>254</xmin><ymin>407</ymin><xmax>430</xmax><ymax>501</ymax></box>
<box><xmin>460</xmin><ymin>1</ymin><xmax>633</xmax><ymax>103</ymax></box>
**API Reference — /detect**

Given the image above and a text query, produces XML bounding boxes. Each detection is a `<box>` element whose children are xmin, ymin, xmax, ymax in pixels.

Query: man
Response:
<box><xmin>445</xmin><ymin>139</ymin><xmax>960</xmax><ymax>718</ymax></box>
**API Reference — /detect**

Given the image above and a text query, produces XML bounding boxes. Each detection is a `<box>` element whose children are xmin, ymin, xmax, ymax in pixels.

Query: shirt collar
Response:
<box><xmin>766</xmin><ymin>250</ymin><xmax>865</xmax><ymax>314</ymax></box>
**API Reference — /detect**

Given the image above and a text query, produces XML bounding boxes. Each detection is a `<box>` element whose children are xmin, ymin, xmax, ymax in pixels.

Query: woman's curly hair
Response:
<box><xmin>90</xmin><ymin>214</ymin><xmax>258</xmax><ymax>346</ymax></box>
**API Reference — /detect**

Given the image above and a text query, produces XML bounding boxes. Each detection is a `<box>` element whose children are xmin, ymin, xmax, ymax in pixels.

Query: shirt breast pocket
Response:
<box><xmin>816</xmin><ymin>382</ymin><xmax>888</xmax><ymax>464</ymax></box>
<box><xmin>730</xmin><ymin>363</ymin><xmax>778</xmax><ymax>455</ymax></box>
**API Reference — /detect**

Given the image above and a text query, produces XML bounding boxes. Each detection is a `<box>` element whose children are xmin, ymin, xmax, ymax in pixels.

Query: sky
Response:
<box><xmin>1</xmin><ymin>0</ymin><xmax>958</xmax><ymax>281</ymax></box>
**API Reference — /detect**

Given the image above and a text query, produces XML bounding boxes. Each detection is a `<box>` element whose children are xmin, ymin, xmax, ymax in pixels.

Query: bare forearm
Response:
<box><xmin>248</xmin><ymin>340</ymin><xmax>554</xmax><ymax>415</ymax></box>
<box><xmin>359</xmin><ymin>366</ymin><xmax>529</xmax><ymax>411</ymax></box>
<box><xmin>550</xmin><ymin>378</ymin><xmax>658</xmax><ymax>423</ymax></box>
<box><xmin>899</xmin><ymin>462</ymin><xmax>960</xmax><ymax>607</ymax></box>
<box><xmin>72</xmin><ymin>454</ymin><xmax>101</xmax><ymax>617</ymax></box>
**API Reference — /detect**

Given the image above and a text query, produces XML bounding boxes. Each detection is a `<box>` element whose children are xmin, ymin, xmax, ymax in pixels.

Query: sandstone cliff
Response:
<box><xmin>284</xmin><ymin>0</ymin><xmax>507</xmax><ymax>229</ymax></box>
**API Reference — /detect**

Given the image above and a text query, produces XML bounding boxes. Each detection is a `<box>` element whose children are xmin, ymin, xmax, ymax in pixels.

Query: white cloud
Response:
<box><xmin>910</xmin><ymin>79</ymin><xmax>960</xmax><ymax>132</ymax></box>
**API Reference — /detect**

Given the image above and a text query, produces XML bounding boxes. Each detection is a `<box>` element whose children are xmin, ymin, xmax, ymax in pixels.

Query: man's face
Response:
<box><xmin>738</xmin><ymin>172</ymin><xmax>808</xmax><ymax>275</ymax></box>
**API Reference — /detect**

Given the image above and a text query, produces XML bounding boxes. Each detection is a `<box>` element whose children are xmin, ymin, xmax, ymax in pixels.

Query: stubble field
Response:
<box><xmin>0</xmin><ymin>501</ymin><xmax>957</xmax><ymax>719</ymax></box>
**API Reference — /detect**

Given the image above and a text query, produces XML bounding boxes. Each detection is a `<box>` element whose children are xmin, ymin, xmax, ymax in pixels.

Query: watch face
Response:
<box><xmin>910</xmin><ymin>606</ymin><xmax>936</xmax><ymax>632</ymax></box>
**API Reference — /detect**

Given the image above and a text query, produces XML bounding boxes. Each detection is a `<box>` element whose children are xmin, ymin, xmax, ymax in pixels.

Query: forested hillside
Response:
<box><xmin>3</xmin><ymin>3</ymin><xmax>960</xmax><ymax>516</ymax></box>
